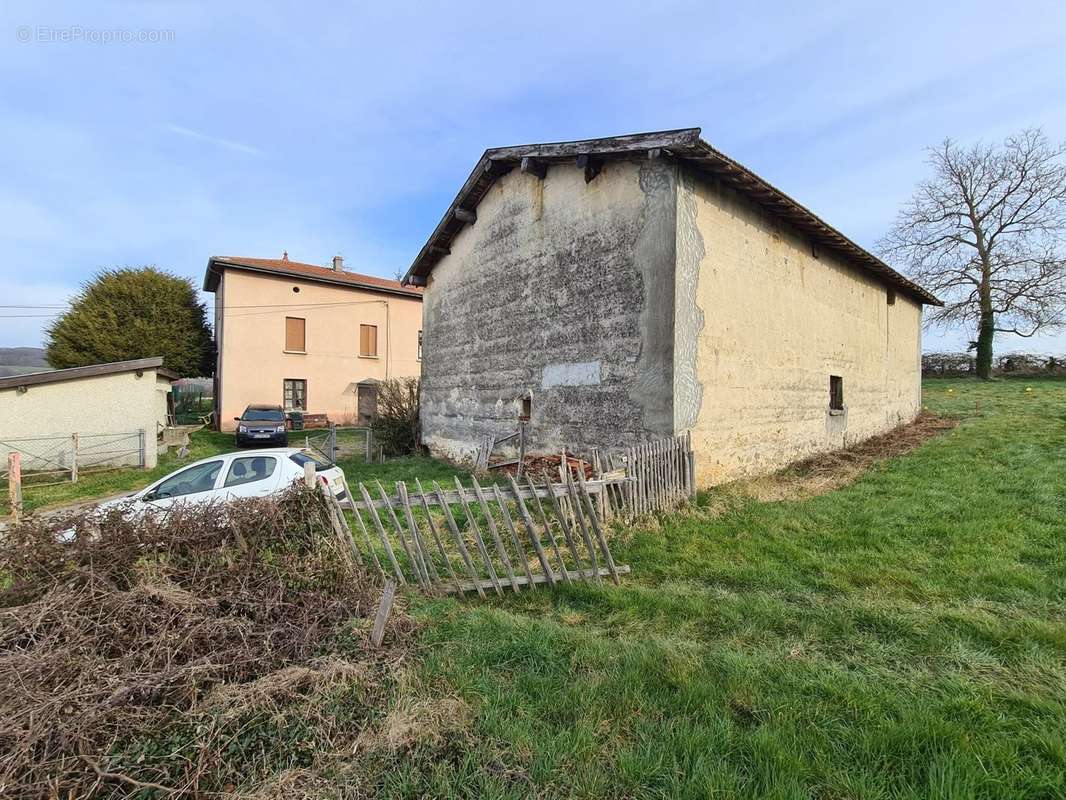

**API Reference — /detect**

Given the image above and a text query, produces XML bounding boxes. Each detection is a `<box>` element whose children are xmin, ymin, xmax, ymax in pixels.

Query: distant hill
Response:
<box><xmin>0</xmin><ymin>347</ymin><xmax>51</xmax><ymax>378</ymax></box>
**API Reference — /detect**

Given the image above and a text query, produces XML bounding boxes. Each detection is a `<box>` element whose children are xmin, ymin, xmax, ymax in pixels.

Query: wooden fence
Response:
<box><xmin>588</xmin><ymin>432</ymin><xmax>695</xmax><ymax>517</ymax></box>
<box><xmin>319</xmin><ymin>471</ymin><xmax>628</xmax><ymax>596</ymax></box>
<box><xmin>314</xmin><ymin>432</ymin><xmax>694</xmax><ymax>597</ymax></box>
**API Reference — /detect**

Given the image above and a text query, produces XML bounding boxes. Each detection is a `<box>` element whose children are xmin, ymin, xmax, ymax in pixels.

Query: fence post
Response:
<box><xmin>138</xmin><ymin>428</ymin><xmax>146</xmax><ymax>468</ymax></box>
<box><xmin>330</xmin><ymin>423</ymin><xmax>337</xmax><ymax>464</ymax></box>
<box><xmin>365</xmin><ymin>427</ymin><xmax>372</xmax><ymax>464</ymax></box>
<box><xmin>70</xmin><ymin>433</ymin><xmax>79</xmax><ymax>483</ymax></box>
<box><xmin>8</xmin><ymin>452</ymin><xmax>21</xmax><ymax>523</ymax></box>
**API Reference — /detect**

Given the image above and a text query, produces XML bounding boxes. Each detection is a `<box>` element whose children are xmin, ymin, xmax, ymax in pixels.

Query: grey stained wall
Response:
<box><xmin>420</xmin><ymin>159</ymin><xmax>679</xmax><ymax>462</ymax></box>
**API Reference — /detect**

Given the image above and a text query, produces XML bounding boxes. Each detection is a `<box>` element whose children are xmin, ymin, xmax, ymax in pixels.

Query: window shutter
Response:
<box><xmin>360</xmin><ymin>324</ymin><xmax>377</xmax><ymax>357</ymax></box>
<box><xmin>285</xmin><ymin>317</ymin><xmax>305</xmax><ymax>351</ymax></box>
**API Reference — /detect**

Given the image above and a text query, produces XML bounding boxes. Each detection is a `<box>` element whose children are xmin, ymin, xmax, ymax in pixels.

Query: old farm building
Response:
<box><xmin>403</xmin><ymin>128</ymin><xmax>939</xmax><ymax>484</ymax></box>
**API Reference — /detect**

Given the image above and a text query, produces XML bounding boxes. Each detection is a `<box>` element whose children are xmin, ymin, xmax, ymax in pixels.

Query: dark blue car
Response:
<box><xmin>234</xmin><ymin>405</ymin><xmax>289</xmax><ymax>447</ymax></box>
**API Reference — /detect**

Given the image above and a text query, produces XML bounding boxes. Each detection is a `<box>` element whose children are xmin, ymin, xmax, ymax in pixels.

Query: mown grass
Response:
<box><xmin>368</xmin><ymin>378</ymin><xmax>1066</xmax><ymax>799</ymax></box>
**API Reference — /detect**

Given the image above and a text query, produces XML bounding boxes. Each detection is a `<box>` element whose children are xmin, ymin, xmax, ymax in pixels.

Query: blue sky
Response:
<box><xmin>2</xmin><ymin>0</ymin><xmax>1065</xmax><ymax>354</ymax></box>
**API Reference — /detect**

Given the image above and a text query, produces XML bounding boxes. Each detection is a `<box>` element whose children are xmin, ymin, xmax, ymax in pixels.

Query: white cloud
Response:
<box><xmin>164</xmin><ymin>124</ymin><xmax>263</xmax><ymax>156</ymax></box>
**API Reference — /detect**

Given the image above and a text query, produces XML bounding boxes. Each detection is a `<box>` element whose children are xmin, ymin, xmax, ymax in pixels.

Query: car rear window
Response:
<box><xmin>289</xmin><ymin>451</ymin><xmax>333</xmax><ymax>470</ymax></box>
<box><xmin>243</xmin><ymin>409</ymin><xmax>285</xmax><ymax>421</ymax></box>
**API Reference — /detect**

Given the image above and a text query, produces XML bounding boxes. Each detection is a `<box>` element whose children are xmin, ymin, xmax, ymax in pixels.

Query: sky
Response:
<box><xmin>2</xmin><ymin>0</ymin><xmax>1065</xmax><ymax>354</ymax></box>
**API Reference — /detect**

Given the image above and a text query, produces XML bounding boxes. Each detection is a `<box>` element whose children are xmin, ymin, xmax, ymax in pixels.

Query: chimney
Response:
<box><xmin>332</xmin><ymin>254</ymin><xmax>344</xmax><ymax>271</ymax></box>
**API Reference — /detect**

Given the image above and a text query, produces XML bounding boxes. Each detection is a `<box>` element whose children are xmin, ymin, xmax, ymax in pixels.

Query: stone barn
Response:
<box><xmin>402</xmin><ymin>128</ymin><xmax>940</xmax><ymax>485</ymax></box>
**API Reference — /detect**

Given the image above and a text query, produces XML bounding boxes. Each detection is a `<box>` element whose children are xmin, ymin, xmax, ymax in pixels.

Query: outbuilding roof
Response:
<box><xmin>204</xmin><ymin>256</ymin><xmax>423</xmax><ymax>299</ymax></box>
<box><xmin>0</xmin><ymin>357</ymin><xmax>178</xmax><ymax>391</ymax></box>
<box><xmin>401</xmin><ymin>127</ymin><xmax>940</xmax><ymax>306</ymax></box>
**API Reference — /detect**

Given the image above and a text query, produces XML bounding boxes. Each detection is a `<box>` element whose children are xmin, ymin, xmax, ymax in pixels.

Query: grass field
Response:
<box><xmin>5</xmin><ymin>379</ymin><xmax>1064</xmax><ymax>797</ymax></box>
<box><xmin>367</xmin><ymin>378</ymin><xmax>1066</xmax><ymax>799</ymax></box>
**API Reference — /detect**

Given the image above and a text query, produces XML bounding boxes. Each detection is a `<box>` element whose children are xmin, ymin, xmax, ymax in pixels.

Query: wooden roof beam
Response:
<box><xmin>576</xmin><ymin>154</ymin><xmax>603</xmax><ymax>184</ymax></box>
<box><xmin>453</xmin><ymin>207</ymin><xmax>477</xmax><ymax>225</ymax></box>
<box><xmin>520</xmin><ymin>156</ymin><xmax>548</xmax><ymax>179</ymax></box>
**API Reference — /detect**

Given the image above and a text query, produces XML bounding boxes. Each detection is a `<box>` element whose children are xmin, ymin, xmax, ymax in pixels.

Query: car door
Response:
<box><xmin>220</xmin><ymin>455</ymin><xmax>283</xmax><ymax>500</ymax></box>
<box><xmin>141</xmin><ymin>458</ymin><xmax>226</xmax><ymax>512</ymax></box>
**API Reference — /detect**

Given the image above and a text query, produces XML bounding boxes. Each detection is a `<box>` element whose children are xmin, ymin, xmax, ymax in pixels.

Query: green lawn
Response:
<box><xmin>366</xmin><ymin>378</ymin><xmax>1066</xmax><ymax>799</ymax></box>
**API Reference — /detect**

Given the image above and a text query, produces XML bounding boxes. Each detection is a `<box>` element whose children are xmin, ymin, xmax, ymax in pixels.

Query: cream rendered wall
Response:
<box><xmin>0</xmin><ymin>370</ymin><xmax>171</xmax><ymax>469</ymax></box>
<box><xmin>218</xmin><ymin>270</ymin><xmax>423</xmax><ymax>431</ymax></box>
<box><xmin>677</xmin><ymin>169</ymin><xmax>922</xmax><ymax>485</ymax></box>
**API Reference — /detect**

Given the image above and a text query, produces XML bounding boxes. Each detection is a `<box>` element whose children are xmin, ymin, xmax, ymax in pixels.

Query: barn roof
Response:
<box><xmin>401</xmin><ymin>127</ymin><xmax>940</xmax><ymax>306</ymax></box>
<box><xmin>204</xmin><ymin>256</ymin><xmax>423</xmax><ymax>299</ymax></box>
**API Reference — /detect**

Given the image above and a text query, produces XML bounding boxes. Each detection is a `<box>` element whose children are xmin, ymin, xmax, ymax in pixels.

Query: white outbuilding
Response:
<box><xmin>0</xmin><ymin>357</ymin><xmax>177</xmax><ymax>473</ymax></box>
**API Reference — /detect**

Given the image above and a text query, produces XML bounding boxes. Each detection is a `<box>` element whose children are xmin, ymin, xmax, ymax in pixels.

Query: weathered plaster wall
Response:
<box><xmin>679</xmin><ymin>168</ymin><xmax>923</xmax><ymax>484</ymax></box>
<box><xmin>420</xmin><ymin>159</ymin><xmax>678</xmax><ymax>462</ymax></box>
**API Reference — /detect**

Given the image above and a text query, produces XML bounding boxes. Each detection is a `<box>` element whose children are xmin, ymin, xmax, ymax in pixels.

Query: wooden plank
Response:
<box><xmin>397</xmin><ymin>482</ymin><xmax>438</xmax><ymax>585</ymax></box>
<box><xmin>575</xmin><ymin>468</ymin><xmax>621</xmax><ymax>585</ymax></box>
<box><xmin>433</xmin><ymin>481</ymin><xmax>486</xmax><ymax>599</ymax></box>
<box><xmin>370</xmin><ymin>579</ymin><xmax>397</xmax><ymax>648</ymax></box>
<box><xmin>471</xmin><ymin>475</ymin><xmax>519</xmax><ymax>593</ymax></box>
<box><xmin>525</xmin><ymin>475</ymin><xmax>570</xmax><ymax>583</ymax></box>
<box><xmin>359</xmin><ymin>482</ymin><xmax>405</xmax><ymax>584</ymax></box>
<box><xmin>488</xmin><ymin>128</ymin><xmax>700</xmax><ymax>161</ymax></box>
<box><xmin>377</xmin><ymin>480</ymin><xmax>427</xmax><ymax>590</ymax></box>
<box><xmin>492</xmin><ymin>483</ymin><xmax>536</xmax><ymax>589</ymax></box>
<box><xmin>454</xmin><ymin>477</ymin><xmax>503</xmax><ymax>596</ymax></box>
<box><xmin>446</xmin><ymin>564</ymin><xmax>631</xmax><ymax>594</ymax></box>
<box><xmin>415</xmin><ymin>478</ymin><xmax>463</xmax><ymax>595</ymax></box>
<box><xmin>543</xmin><ymin>466</ymin><xmax>587</xmax><ymax>579</ymax></box>
<box><xmin>506</xmin><ymin>474</ymin><xmax>556</xmax><ymax>586</ymax></box>
<box><xmin>453</xmin><ymin>207</ymin><xmax>477</xmax><ymax>224</ymax></box>
<box><xmin>342</xmin><ymin>477</ymin><xmax>384</xmax><ymax>576</ymax></box>
<box><xmin>324</xmin><ymin>483</ymin><xmax>363</xmax><ymax>567</ymax></box>
<box><xmin>565</xmin><ymin>471</ymin><xmax>601</xmax><ymax>584</ymax></box>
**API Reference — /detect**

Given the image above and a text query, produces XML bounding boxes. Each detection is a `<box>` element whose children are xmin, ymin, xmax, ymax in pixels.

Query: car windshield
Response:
<box><xmin>289</xmin><ymin>451</ymin><xmax>333</xmax><ymax>470</ymax></box>
<box><xmin>242</xmin><ymin>409</ymin><xmax>285</xmax><ymax>422</ymax></box>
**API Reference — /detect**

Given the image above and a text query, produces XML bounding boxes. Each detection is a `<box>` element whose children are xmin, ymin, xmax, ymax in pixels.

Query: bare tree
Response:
<box><xmin>879</xmin><ymin>129</ymin><xmax>1066</xmax><ymax>378</ymax></box>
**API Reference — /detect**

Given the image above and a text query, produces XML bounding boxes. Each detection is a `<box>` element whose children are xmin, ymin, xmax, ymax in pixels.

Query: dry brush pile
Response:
<box><xmin>0</xmin><ymin>487</ymin><xmax>414</xmax><ymax>798</ymax></box>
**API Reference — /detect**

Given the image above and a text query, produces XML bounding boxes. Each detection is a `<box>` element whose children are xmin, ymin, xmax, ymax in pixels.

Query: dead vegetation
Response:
<box><xmin>0</xmin><ymin>487</ymin><xmax>416</xmax><ymax>798</ymax></box>
<box><xmin>739</xmin><ymin>411</ymin><xmax>958</xmax><ymax>503</ymax></box>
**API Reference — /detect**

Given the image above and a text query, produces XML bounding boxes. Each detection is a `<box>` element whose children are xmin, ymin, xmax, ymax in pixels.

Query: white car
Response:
<box><xmin>97</xmin><ymin>447</ymin><xmax>348</xmax><ymax>516</ymax></box>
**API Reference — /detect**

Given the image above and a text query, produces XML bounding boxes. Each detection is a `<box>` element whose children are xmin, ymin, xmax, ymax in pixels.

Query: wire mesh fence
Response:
<box><xmin>303</xmin><ymin>425</ymin><xmax>373</xmax><ymax>464</ymax></box>
<box><xmin>1</xmin><ymin>430</ymin><xmax>145</xmax><ymax>486</ymax></box>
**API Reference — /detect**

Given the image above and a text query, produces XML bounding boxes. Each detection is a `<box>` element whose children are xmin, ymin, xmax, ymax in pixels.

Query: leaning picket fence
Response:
<box><xmin>319</xmin><ymin>471</ymin><xmax>628</xmax><ymax>597</ymax></box>
<box><xmin>310</xmin><ymin>432</ymin><xmax>694</xmax><ymax>599</ymax></box>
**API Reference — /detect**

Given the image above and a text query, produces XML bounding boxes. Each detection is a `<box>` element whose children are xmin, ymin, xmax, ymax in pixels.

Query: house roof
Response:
<box><xmin>204</xmin><ymin>256</ymin><xmax>423</xmax><ymax>299</ymax></box>
<box><xmin>401</xmin><ymin>127</ymin><xmax>940</xmax><ymax>306</ymax></box>
<box><xmin>0</xmin><ymin>357</ymin><xmax>178</xmax><ymax>392</ymax></box>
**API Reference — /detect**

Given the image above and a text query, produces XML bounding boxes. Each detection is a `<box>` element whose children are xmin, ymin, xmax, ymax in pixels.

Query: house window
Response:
<box><xmin>360</xmin><ymin>324</ymin><xmax>378</xmax><ymax>357</ymax></box>
<box><xmin>417</xmin><ymin>330</ymin><xmax>423</xmax><ymax>360</ymax></box>
<box><xmin>829</xmin><ymin>375</ymin><xmax>844</xmax><ymax>412</ymax></box>
<box><xmin>285</xmin><ymin>317</ymin><xmax>306</xmax><ymax>352</ymax></box>
<box><xmin>284</xmin><ymin>378</ymin><xmax>307</xmax><ymax>411</ymax></box>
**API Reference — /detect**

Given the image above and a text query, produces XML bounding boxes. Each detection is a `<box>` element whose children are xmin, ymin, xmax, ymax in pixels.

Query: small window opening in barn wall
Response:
<box><xmin>887</xmin><ymin>288</ymin><xmax>897</xmax><ymax>305</ymax></box>
<box><xmin>811</xmin><ymin>243</ymin><xmax>820</xmax><ymax>260</ymax></box>
<box><xmin>829</xmin><ymin>375</ymin><xmax>844</xmax><ymax>412</ymax></box>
